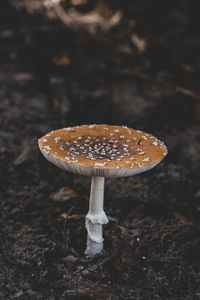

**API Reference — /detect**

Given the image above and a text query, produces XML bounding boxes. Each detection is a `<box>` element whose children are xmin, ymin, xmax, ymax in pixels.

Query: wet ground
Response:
<box><xmin>0</xmin><ymin>2</ymin><xmax>200</xmax><ymax>299</ymax></box>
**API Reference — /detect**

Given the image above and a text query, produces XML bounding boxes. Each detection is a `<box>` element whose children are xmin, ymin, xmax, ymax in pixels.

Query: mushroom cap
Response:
<box><xmin>38</xmin><ymin>124</ymin><xmax>167</xmax><ymax>178</ymax></box>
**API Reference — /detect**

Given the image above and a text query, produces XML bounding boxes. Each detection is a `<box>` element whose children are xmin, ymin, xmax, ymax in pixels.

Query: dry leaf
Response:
<box><xmin>71</xmin><ymin>0</ymin><xmax>87</xmax><ymax>5</ymax></box>
<box><xmin>182</xmin><ymin>64</ymin><xmax>195</xmax><ymax>73</ymax></box>
<box><xmin>67</xmin><ymin>214</ymin><xmax>81</xmax><ymax>219</ymax></box>
<box><xmin>131</xmin><ymin>33</ymin><xmax>146</xmax><ymax>53</ymax></box>
<box><xmin>62</xmin><ymin>281</ymin><xmax>120</xmax><ymax>299</ymax></box>
<box><xmin>53</xmin><ymin>56</ymin><xmax>71</xmax><ymax>66</ymax></box>
<box><xmin>60</xmin><ymin>212</ymin><xmax>68</xmax><ymax>219</ymax></box>
<box><xmin>118</xmin><ymin>44</ymin><xmax>133</xmax><ymax>55</ymax></box>
<box><xmin>60</xmin><ymin>213</ymin><xmax>81</xmax><ymax>219</ymax></box>
<box><xmin>50</xmin><ymin>187</ymin><xmax>77</xmax><ymax>202</ymax></box>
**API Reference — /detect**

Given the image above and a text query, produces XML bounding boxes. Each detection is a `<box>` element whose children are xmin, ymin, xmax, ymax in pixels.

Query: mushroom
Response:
<box><xmin>38</xmin><ymin>124</ymin><xmax>167</xmax><ymax>256</ymax></box>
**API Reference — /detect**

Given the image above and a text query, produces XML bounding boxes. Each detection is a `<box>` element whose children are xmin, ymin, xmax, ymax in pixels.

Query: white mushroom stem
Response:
<box><xmin>85</xmin><ymin>176</ymin><xmax>108</xmax><ymax>256</ymax></box>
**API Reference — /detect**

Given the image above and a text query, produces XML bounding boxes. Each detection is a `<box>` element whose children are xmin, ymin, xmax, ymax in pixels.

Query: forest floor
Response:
<box><xmin>0</xmin><ymin>2</ymin><xmax>200</xmax><ymax>299</ymax></box>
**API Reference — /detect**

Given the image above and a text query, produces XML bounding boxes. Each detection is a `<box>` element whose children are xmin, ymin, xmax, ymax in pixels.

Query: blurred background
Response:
<box><xmin>0</xmin><ymin>0</ymin><xmax>200</xmax><ymax>299</ymax></box>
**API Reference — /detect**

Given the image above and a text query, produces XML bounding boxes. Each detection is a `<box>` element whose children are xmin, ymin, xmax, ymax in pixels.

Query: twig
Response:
<box><xmin>176</xmin><ymin>86</ymin><xmax>200</xmax><ymax>101</ymax></box>
<box><xmin>43</xmin><ymin>0</ymin><xmax>122</xmax><ymax>33</ymax></box>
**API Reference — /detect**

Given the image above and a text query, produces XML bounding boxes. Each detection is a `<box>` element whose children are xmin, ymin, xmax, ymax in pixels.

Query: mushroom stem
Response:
<box><xmin>85</xmin><ymin>176</ymin><xmax>108</xmax><ymax>256</ymax></box>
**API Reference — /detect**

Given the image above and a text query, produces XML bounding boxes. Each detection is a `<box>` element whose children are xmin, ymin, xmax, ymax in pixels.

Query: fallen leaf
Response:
<box><xmin>14</xmin><ymin>138</ymin><xmax>37</xmax><ymax>166</ymax></box>
<box><xmin>131</xmin><ymin>33</ymin><xmax>146</xmax><ymax>53</ymax></box>
<box><xmin>60</xmin><ymin>212</ymin><xmax>68</xmax><ymax>219</ymax></box>
<box><xmin>182</xmin><ymin>64</ymin><xmax>195</xmax><ymax>73</ymax></box>
<box><xmin>53</xmin><ymin>56</ymin><xmax>71</xmax><ymax>65</ymax></box>
<box><xmin>50</xmin><ymin>187</ymin><xmax>77</xmax><ymax>202</ymax></box>
<box><xmin>70</xmin><ymin>0</ymin><xmax>87</xmax><ymax>5</ymax></box>
<box><xmin>60</xmin><ymin>213</ymin><xmax>81</xmax><ymax>219</ymax></box>
<box><xmin>67</xmin><ymin>214</ymin><xmax>82</xmax><ymax>219</ymax></box>
<box><xmin>62</xmin><ymin>281</ymin><xmax>120</xmax><ymax>299</ymax></box>
<box><xmin>118</xmin><ymin>44</ymin><xmax>133</xmax><ymax>55</ymax></box>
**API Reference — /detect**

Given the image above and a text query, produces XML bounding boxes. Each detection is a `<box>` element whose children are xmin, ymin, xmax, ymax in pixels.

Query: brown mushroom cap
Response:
<box><xmin>38</xmin><ymin>124</ymin><xmax>167</xmax><ymax>177</ymax></box>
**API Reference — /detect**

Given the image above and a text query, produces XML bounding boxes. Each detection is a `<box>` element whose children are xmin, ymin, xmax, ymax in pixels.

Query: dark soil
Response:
<box><xmin>0</xmin><ymin>1</ymin><xmax>200</xmax><ymax>299</ymax></box>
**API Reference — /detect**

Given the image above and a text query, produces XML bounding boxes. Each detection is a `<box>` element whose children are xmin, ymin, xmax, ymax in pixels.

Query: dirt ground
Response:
<box><xmin>0</xmin><ymin>1</ymin><xmax>200</xmax><ymax>299</ymax></box>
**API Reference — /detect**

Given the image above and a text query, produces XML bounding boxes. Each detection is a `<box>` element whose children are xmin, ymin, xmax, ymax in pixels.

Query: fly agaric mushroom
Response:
<box><xmin>38</xmin><ymin>124</ymin><xmax>167</xmax><ymax>256</ymax></box>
